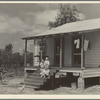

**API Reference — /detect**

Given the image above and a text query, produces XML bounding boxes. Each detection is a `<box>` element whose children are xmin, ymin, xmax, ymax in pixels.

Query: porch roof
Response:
<box><xmin>22</xmin><ymin>18</ymin><xmax>100</xmax><ymax>40</ymax></box>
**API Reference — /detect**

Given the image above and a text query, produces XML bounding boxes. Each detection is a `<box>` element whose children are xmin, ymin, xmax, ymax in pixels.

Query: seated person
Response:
<box><xmin>40</xmin><ymin>59</ymin><xmax>45</xmax><ymax>77</ymax></box>
<box><xmin>40</xmin><ymin>57</ymin><xmax>50</xmax><ymax>78</ymax></box>
<box><xmin>44</xmin><ymin>57</ymin><xmax>50</xmax><ymax>77</ymax></box>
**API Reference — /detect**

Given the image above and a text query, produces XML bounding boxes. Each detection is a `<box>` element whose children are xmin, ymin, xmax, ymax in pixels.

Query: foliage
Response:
<box><xmin>5</xmin><ymin>44</ymin><xmax>13</xmax><ymax>54</ymax></box>
<box><xmin>11</xmin><ymin>52</ymin><xmax>24</xmax><ymax>67</ymax></box>
<box><xmin>0</xmin><ymin>43</ymin><xmax>33</xmax><ymax>71</ymax></box>
<box><xmin>48</xmin><ymin>4</ymin><xmax>82</xmax><ymax>29</ymax></box>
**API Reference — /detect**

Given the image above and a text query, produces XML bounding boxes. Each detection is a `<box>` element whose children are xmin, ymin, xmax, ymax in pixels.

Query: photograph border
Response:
<box><xmin>0</xmin><ymin>1</ymin><xmax>99</xmax><ymax>99</ymax></box>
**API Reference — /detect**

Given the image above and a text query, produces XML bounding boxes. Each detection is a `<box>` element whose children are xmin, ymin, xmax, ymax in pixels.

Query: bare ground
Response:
<box><xmin>1</xmin><ymin>75</ymin><xmax>100</xmax><ymax>94</ymax></box>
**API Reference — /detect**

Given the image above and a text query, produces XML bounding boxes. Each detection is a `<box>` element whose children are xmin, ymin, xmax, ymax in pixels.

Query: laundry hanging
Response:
<box><xmin>84</xmin><ymin>39</ymin><xmax>89</xmax><ymax>51</ymax></box>
<box><xmin>74</xmin><ymin>39</ymin><xmax>80</xmax><ymax>49</ymax></box>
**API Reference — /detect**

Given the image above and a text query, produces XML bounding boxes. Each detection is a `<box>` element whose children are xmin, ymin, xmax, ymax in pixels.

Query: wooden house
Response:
<box><xmin>22</xmin><ymin>18</ymin><xmax>100</xmax><ymax>90</ymax></box>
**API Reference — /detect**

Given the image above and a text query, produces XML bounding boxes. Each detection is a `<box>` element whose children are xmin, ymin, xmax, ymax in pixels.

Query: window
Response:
<box><xmin>72</xmin><ymin>34</ymin><xmax>81</xmax><ymax>66</ymax></box>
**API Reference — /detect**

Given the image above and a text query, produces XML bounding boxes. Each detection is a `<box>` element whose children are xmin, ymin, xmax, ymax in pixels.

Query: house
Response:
<box><xmin>22</xmin><ymin>18</ymin><xmax>100</xmax><ymax>90</ymax></box>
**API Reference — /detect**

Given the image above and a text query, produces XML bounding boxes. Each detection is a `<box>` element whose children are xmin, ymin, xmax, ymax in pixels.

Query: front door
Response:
<box><xmin>72</xmin><ymin>34</ymin><xmax>82</xmax><ymax>67</ymax></box>
<box><xmin>54</xmin><ymin>38</ymin><xmax>60</xmax><ymax>67</ymax></box>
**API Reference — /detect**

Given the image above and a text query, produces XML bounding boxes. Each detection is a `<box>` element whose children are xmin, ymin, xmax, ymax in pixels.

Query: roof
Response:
<box><xmin>22</xmin><ymin>18</ymin><xmax>100</xmax><ymax>40</ymax></box>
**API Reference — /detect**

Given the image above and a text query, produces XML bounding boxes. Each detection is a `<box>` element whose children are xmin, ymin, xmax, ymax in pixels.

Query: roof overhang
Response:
<box><xmin>22</xmin><ymin>18</ymin><xmax>100</xmax><ymax>40</ymax></box>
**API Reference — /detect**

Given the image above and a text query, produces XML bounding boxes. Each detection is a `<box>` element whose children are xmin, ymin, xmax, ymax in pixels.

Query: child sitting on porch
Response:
<box><xmin>40</xmin><ymin>59</ymin><xmax>45</xmax><ymax>77</ymax></box>
<box><xmin>40</xmin><ymin>57</ymin><xmax>50</xmax><ymax>78</ymax></box>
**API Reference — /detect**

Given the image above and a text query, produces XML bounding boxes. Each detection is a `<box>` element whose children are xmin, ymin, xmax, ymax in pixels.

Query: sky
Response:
<box><xmin>0</xmin><ymin>3</ymin><xmax>100</xmax><ymax>53</ymax></box>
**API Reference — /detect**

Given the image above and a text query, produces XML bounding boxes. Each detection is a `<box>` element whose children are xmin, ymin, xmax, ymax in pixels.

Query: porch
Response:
<box><xmin>23</xmin><ymin>32</ymin><xmax>100</xmax><ymax>90</ymax></box>
<box><xmin>24</xmin><ymin>66</ymin><xmax>100</xmax><ymax>90</ymax></box>
<box><xmin>22</xmin><ymin>18</ymin><xmax>100</xmax><ymax>90</ymax></box>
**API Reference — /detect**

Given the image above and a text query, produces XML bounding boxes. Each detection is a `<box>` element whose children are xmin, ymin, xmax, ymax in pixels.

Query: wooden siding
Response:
<box><xmin>64</xmin><ymin>35</ymin><xmax>72</xmax><ymax>66</ymax></box>
<box><xmin>46</xmin><ymin>37</ymin><xmax>54</xmax><ymax>66</ymax></box>
<box><xmin>85</xmin><ymin>31</ymin><xmax>100</xmax><ymax>68</ymax></box>
<box><xmin>33</xmin><ymin>31</ymin><xmax>100</xmax><ymax>68</ymax></box>
<box><xmin>33</xmin><ymin>37</ymin><xmax>54</xmax><ymax>66</ymax></box>
<box><xmin>34</xmin><ymin>39</ymin><xmax>41</xmax><ymax>66</ymax></box>
<box><xmin>45</xmin><ymin>36</ymin><xmax>72</xmax><ymax>67</ymax></box>
<box><xmin>44</xmin><ymin>36</ymin><xmax>72</xmax><ymax>67</ymax></box>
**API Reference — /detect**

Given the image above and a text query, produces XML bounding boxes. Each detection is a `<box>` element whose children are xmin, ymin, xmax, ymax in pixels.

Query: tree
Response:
<box><xmin>0</xmin><ymin>44</ymin><xmax>25</xmax><ymax>74</ymax></box>
<box><xmin>3</xmin><ymin>44</ymin><xmax>13</xmax><ymax>67</ymax></box>
<box><xmin>48</xmin><ymin>4</ymin><xmax>84</xmax><ymax>29</ymax></box>
<box><xmin>5</xmin><ymin>43</ymin><xmax>13</xmax><ymax>54</ymax></box>
<box><xmin>11</xmin><ymin>52</ymin><xmax>24</xmax><ymax>67</ymax></box>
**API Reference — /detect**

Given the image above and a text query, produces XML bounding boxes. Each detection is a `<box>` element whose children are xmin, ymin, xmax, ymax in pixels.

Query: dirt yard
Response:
<box><xmin>1</xmin><ymin>74</ymin><xmax>100</xmax><ymax>94</ymax></box>
<box><xmin>0</xmin><ymin>67</ymin><xmax>99</xmax><ymax>94</ymax></box>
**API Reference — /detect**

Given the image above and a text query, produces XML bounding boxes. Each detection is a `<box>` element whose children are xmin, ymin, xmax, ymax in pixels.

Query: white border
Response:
<box><xmin>1</xmin><ymin>94</ymin><xmax>100</xmax><ymax>99</ymax></box>
<box><xmin>0</xmin><ymin>1</ymin><xmax>100</xmax><ymax>99</ymax></box>
<box><xmin>0</xmin><ymin>1</ymin><xmax>100</xmax><ymax>3</ymax></box>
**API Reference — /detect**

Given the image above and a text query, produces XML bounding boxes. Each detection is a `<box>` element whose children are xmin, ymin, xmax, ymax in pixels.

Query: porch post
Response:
<box><xmin>78</xmin><ymin>73</ymin><xmax>84</xmax><ymax>90</ymax></box>
<box><xmin>33</xmin><ymin>38</ymin><xmax>35</xmax><ymax>66</ymax></box>
<box><xmin>78</xmin><ymin>33</ymin><xmax>85</xmax><ymax>90</ymax></box>
<box><xmin>60</xmin><ymin>37</ymin><xmax>63</xmax><ymax>68</ymax></box>
<box><xmin>40</xmin><ymin>37</ymin><xmax>43</xmax><ymax>61</ymax></box>
<box><xmin>81</xmin><ymin>33</ymin><xmax>84</xmax><ymax>69</ymax></box>
<box><xmin>24</xmin><ymin>39</ymin><xmax>27</xmax><ymax>67</ymax></box>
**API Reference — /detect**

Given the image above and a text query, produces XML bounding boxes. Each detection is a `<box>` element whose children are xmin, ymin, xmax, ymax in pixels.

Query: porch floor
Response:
<box><xmin>24</xmin><ymin>66</ymin><xmax>100</xmax><ymax>73</ymax></box>
<box><xmin>24</xmin><ymin>66</ymin><xmax>100</xmax><ymax>90</ymax></box>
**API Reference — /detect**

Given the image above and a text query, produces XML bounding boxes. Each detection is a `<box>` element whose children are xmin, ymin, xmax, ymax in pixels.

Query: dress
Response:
<box><xmin>40</xmin><ymin>62</ymin><xmax>45</xmax><ymax>76</ymax></box>
<box><xmin>44</xmin><ymin>60</ymin><xmax>50</xmax><ymax>76</ymax></box>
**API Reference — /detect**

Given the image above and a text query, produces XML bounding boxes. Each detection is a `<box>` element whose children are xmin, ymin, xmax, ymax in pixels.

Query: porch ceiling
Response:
<box><xmin>22</xmin><ymin>18</ymin><xmax>100</xmax><ymax>40</ymax></box>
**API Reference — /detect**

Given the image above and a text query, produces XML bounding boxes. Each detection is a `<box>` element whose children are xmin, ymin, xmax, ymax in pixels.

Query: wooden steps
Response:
<box><xmin>25</xmin><ymin>78</ymin><xmax>46</xmax><ymax>83</ymax></box>
<box><xmin>24</xmin><ymin>68</ymin><xmax>58</xmax><ymax>89</ymax></box>
<box><xmin>24</xmin><ymin>81</ymin><xmax>44</xmax><ymax>87</ymax></box>
<box><xmin>27</xmin><ymin>75</ymin><xmax>47</xmax><ymax>80</ymax></box>
<box><xmin>24</xmin><ymin>72</ymin><xmax>45</xmax><ymax>88</ymax></box>
<box><xmin>25</xmin><ymin>85</ymin><xmax>38</xmax><ymax>89</ymax></box>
